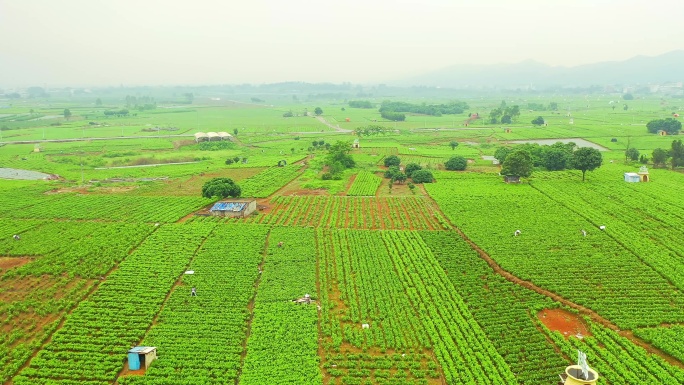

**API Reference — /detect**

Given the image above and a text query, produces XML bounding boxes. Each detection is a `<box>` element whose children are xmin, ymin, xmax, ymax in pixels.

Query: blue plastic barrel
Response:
<box><xmin>128</xmin><ymin>352</ymin><xmax>141</xmax><ymax>370</ymax></box>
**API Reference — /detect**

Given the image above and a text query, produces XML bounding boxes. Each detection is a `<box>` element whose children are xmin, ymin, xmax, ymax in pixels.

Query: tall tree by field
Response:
<box><xmin>63</xmin><ymin>109</ymin><xmax>72</xmax><ymax>120</ymax></box>
<box><xmin>449</xmin><ymin>141</ymin><xmax>459</xmax><ymax>150</ymax></box>
<box><xmin>325</xmin><ymin>141</ymin><xmax>355</xmax><ymax>178</ymax></box>
<box><xmin>670</xmin><ymin>139</ymin><xmax>684</xmax><ymax>169</ymax></box>
<box><xmin>531</xmin><ymin>116</ymin><xmax>545</xmax><ymax>126</ymax></box>
<box><xmin>652</xmin><ymin>148</ymin><xmax>669</xmax><ymax>168</ymax></box>
<box><xmin>625</xmin><ymin>148</ymin><xmax>640</xmax><ymax>162</ymax></box>
<box><xmin>411</xmin><ymin>169</ymin><xmax>434</xmax><ymax>184</ymax></box>
<box><xmin>542</xmin><ymin>147</ymin><xmax>570</xmax><ymax>171</ymax></box>
<box><xmin>384</xmin><ymin>155</ymin><xmax>401</xmax><ymax>167</ymax></box>
<box><xmin>444</xmin><ymin>156</ymin><xmax>467</xmax><ymax>171</ymax></box>
<box><xmin>571</xmin><ymin>147</ymin><xmax>603</xmax><ymax>181</ymax></box>
<box><xmin>647</xmin><ymin>118</ymin><xmax>682</xmax><ymax>135</ymax></box>
<box><xmin>623</xmin><ymin>93</ymin><xmax>634</xmax><ymax>100</ymax></box>
<box><xmin>501</xmin><ymin>150</ymin><xmax>533</xmax><ymax>178</ymax></box>
<box><xmin>404</xmin><ymin>163</ymin><xmax>422</xmax><ymax>177</ymax></box>
<box><xmin>314</xmin><ymin>107</ymin><xmax>323</xmax><ymax>116</ymax></box>
<box><xmin>201</xmin><ymin>178</ymin><xmax>241</xmax><ymax>199</ymax></box>
<box><xmin>494</xmin><ymin>147</ymin><xmax>512</xmax><ymax>163</ymax></box>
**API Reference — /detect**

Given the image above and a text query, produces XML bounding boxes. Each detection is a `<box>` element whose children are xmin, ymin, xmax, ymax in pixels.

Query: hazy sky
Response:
<box><xmin>0</xmin><ymin>0</ymin><xmax>681</xmax><ymax>87</ymax></box>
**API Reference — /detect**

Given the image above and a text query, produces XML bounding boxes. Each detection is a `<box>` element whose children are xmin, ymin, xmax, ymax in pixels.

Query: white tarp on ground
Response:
<box><xmin>0</xmin><ymin>168</ymin><xmax>52</xmax><ymax>180</ymax></box>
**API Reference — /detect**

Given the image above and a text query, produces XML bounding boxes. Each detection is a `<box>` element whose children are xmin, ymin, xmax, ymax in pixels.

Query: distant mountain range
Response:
<box><xmin>396</xmin><ymin>50</ymin><xmax>684</xmax><ymax>88</ymax></box>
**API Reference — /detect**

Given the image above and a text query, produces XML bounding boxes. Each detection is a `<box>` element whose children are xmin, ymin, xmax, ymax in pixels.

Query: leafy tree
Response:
<box><xmin>355</xmin><ymin>125</ymin><xmax>390</xmax><ymax>136</ymax></box>
<box><xmin>646</xmin><ymin>118</ymin><xmax>682</xmax><ymax>135</ymax></box>
<box><xmin>408</xmin><ymin>182</ymin><xmax>416</xmax><ymax>194</ymax></box>
<box><xmin>449</xmin><ymin>141</ymin><xmax>459</xmax><ymax>150</ymax></box>
<box><xmin>411</xmin><ymin>169</ymin><xmax>434</xmax><ymax>184</ymax></box>
<box><xmin>314</xmin><ymin>107</ymin><xmax>323</xmax><ymax>116</ymax></box>
<box><xmin>393</xmin><ymin>173</ymin><xmax>407</xmax><ymax>184</ymax></box>
<box><xmin>384</xmin><ymin>155</ymin><xmax>401</xmax><ymax>167</ymax></box>
<box><xmin>494</xmin><ymin>147</ymin><xmax>512</xmax><ymax>163</ymax></box>
<box><xmin>233</xmin><ymin>128</ymin><xmax>238</xmax><ymax>136</ymax></box>
<box><xmin>283</xmin><ymin>111</ymin><xmax>293</xmax><ymax>117</ymax></box>
<box><xmin>489</xmin><ymin>107</ymin><xmax>503</xmax><ymax>124</ymax></box>
<box><xmin>325</xmin><ymin>141</ymin><xmax>355</xmax><ymax>177</ymax></box>
<box><xmin>623</xmin><ymin>93</ymin><xmax>634</xmax><ymax>100</ymax></box>
<box><xmin>548</xmin><ymin>102</ymin><xmax>558</xmax><ymax>111</ymax></box>
<box><xmin>501</xmin><ymin>150</ymin><xmax>533</xmax><ymax>178</ymax></box>
<box><xmin>571</xmin><ymin>147</ymin><xmax>603</xmax><ymax>181</ymax></box>
<box><xmin>501</xmin><ymin>115</ymin><xmax>512</xmax><ymax>124</ymax></box>
<box><xmin>625</xmin><ymin>147</ymin><xmax>640</xmax><ymax>162</ymax></box>
<box><xmin>201</xmin><ymin>178</ymin><xmax>241</xmax><ymax>199</ymax></box>
<box><xmin>384</xmin><ymin>166</ymin><xmax>403</xmax><ymax>179</ymax></box>
<box><xmin>623</xmin><ymin>104</ymin><xmax>628</xmax><ymax>111</ymax></box>
<box><xmin>96</xmin><ymin>98</ymin><xmax>102</xmax><ymax>106</ymax></box>
<box><xmin>63</xmin><ymin>109</ymin><xmax>72</xmax><ymax>120</ymax></box>
<box><xmin>225</xmin><ymin>158</ymin><xmax>234</xmax><ymax>165</ymax></box>
<box><xmin>380</xmin><ymin>110</ymin><xmax>406</xmax><ymax>121</ymax></box>
<box><xmin>233</xmin><ymin>156</ymin><xmax>240</xmax><ymax>163</ymax></box>
<box><xmin>542</xmin><ymin>147</ymin><xmax>569</xmax><ymax>171</ymax></box>
<box><xmin>444</xmin><ymin>156</ymin><xmax>467</xmax><ymax>171</ymax></box>
<box><xmin>531</xmin><ymin>116</ymin><xmax>545</xmax><ymax>125</ymax></box>
<box><xmin>671</xmin><ymin>139</ymin><xmax>684</xmax><ymax>169</ymax></box>
<box><xmin>404</xmin><ymin>163</ymin><xmax>422</xmax><ymax>177</ymax></box>
<box><xmin>504</xmin><ymin>105</ymin><xmax>520</xmax><ymax>121</ymax></box>
<box><xmin>652</xmin><ymin>148</ymin><xmax>668</xmax><ymax>168</ymax></box>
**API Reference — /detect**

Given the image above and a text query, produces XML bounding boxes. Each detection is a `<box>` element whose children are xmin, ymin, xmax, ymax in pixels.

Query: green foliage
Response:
<box><xmin>384</xmin><ymin>165</ymin><xmax>402</xmax><ymax>179</ymax></box>
<box><xmin>449</xmin><ymin>141</ymin><xmax>459</xmax><ymax>150</ymax></box>
<box><xmin>354</xmin><ymin>124</ymin><xmax>390</xmax><ymax>136</ymax></box>
<box><xmin>201</xmin><ymin>177</ymin><xmax>241</xmax><ymax>198</ymax></box>
<box><xmin>404</xmin><ymin>163</ymin><xmax>422</xmax><ymax>177</ymax></box>
<box><xmin>623</xmin><ymin>93</ymin><xmax>634</xmax><ymax>100</ymax></box>
<box><xmin>380</xmin><ymin>110</ymin><xmax>406</xmax><ymax>121</ymax></box>
<box><xmin>625</xmin><ymin>147</ymin><xmax>640</xmax><ymax>162</ymax></box>
<box><xmin>314</xmin><ymin>107</ymin><xmax>323</xmax><ymax>116</ymax></box>
<box><xmin>494</xmin><ymin>147</ymin><xmax>512</xmax><ymax>163</ymax></box>
<box><xmin>63</xmin><ymin>109</ymin><xmax>71</xmax><ymax>120</ymax></box>
<box><xmin>571</xmin><ymin>147</ymin><xmax>603</xmax><ymax>180</ymax></box>
<box><xmin>652</xmin><ymin>148</ymin><xmax>669</xmax><ymax>167</ymax></box>
<box><xmin>671</xmin><ymin>139</ymin><xmax>684</xmax><ymax>169</ymax></box>
<box><xmin>384</xmin><ymin>155</ymin><xmax>401</xmax><ymax>167</ymax></box>
<box><xmin>347</xmin><ymin>171</ymin><xmax>381</xmax><ymax>196</ymax></box>
<box><xmin>531</xmin><ymin>116</ymin><xmax>545</xmax><ymax>125</ymax></box>
<box><xmin>542</xmin><ymin>147</ymin><xmax>570</xmax><ymax>170</ymax></box>
<box><xmin>411</xmin><ymin>169</ymin><xmax>434</xmax><ymax>183</ymax></box>
<box><xmin>444</xmin><ymin>156</ymin><xmax>467</xmax><ymax>171</ymax></box>
<box><xmin>379</xmin><ymin>100</ymin><xmax>469</xmax><ymax>116</ymax></box>
<box><xmin>647</xmin><ymin>118</ymin><xmax>682</xmax><ymax>135</ymax></box>
<box><xmin>198</xmin><ymin>141</ymin><xmax>235</xmax><ymax>151</ymax></box>
<box><xmin>348</xmin><ymin>100</ymin><xmax>373</xmax><ymax>108</ymax></box>
<box><xmin>325</xmin><ymin>141</ymin><xmax>355</xmax><ymax>179</ymax></box>
<box><xmin>501</xmin><ymin>150</ymin><xmax>533</xmax><ymax>178</ymax></box>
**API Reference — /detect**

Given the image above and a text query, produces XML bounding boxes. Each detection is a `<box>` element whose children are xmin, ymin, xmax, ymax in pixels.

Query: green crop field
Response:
<box><xmin>2</xmin><ymin>91</ymin><xmax>684</xmax><ymax>385</ymax></box>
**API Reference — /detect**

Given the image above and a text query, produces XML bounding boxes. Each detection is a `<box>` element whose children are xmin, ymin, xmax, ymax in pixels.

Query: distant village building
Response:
<box><xmin>624</xmin><ymin>167</ymin><xmax>649</xmax><ymax>183</ymax></box>
<box><xmin>194</xmin><ymin>132</ymin><xmax>208</xmax><ymax>142</ymax></box>
<box><xmin>209</xmin><ymin>200</ymin><xmax>257</xmax><ymax>218</ymax></box>
<box><xmin>637</xmin><ymin>166</ymin><xmax>650</xmax><ymax>182</ymax></box>
<box><xmin>658</xmin><ymin>130</ymin><xmax>668</xmax><ymax>136</ymax></box>
<box><xmin>352</xmin><ymin>139</ymin><xmax>360</xmax><ymax>148</ymax></box>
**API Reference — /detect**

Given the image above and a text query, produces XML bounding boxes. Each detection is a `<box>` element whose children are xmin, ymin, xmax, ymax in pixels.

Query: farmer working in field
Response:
<box><xmin>191</xmin><ymin>287</ymin><xmax>197</xmax><ymax>297</ymax></box>
<box><xmin>13</xmin><ymin>234</ymin><xmax>20</xmax><ymax>241</ymax></box>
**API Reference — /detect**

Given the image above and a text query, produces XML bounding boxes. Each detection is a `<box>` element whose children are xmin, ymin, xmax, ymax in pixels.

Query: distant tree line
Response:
<box><xmin>526</xmin><ymin>102</ymin><xmax>558</xmax><ymax>111</ymax></box>
<box><xmin>495</xmin><ymin>142</ymin><xmax>603</xmax><ymax>180</ymax></box>
<box><xmin>379</xmin><ymin>100</ymin><xmax>469</xmax><ymax>117</ymax></box>
<box><xmin>647</xmin><ymin>118</ymin><xmax>681</xmax><ymax>135</ymax></box>
<box><xmin>104</xmin><ymin>109</ymin><xmax>130</xmax><ymax>117</ymax></box>
<box><xmin>380</xmin><ymin>110</ymin><xmax>406</xmax><ymax>121</ymax></box>
<box><xmin>349</xmin><ymin>100</ymin><xmax>374</xmax><ymax>108</ymax></box>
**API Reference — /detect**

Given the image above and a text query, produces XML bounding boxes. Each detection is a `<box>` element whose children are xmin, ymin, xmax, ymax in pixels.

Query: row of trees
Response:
<box><xmin>383</xmin><ymin>155</ymin><xmax>434</xmax><ymax>184</ymax></box>
<box><xmin>648</xmin><ymin>140</ymin><xmax>684</xmax><ymax>169</ymax></box>
<box><xmin>379</xmin><ymin>100</ymin><xmax>469</xmax><ymax>117</ymax></box>
<box><xmin>489</xmin><ymin>101</ymin><xmax>521</xmax><ymax>124</ymax></box>
<box><xmin>497</xmin><ymin>143</ymin><xmax>603</xmax><ymax>181</ymax></box>
<box><xmin>646</xmin><ymin>118</ymin><xmax>681</xmax><ymax>135</ymax></box>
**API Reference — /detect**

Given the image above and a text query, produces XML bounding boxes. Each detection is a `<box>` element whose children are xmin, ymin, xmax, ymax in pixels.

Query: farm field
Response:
<box><xmin>1</xmin><ymin>92</ymin><xmax>684</xmax><ymax>385</ymax></box>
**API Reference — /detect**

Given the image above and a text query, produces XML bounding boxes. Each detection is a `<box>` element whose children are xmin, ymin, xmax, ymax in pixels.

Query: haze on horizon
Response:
<box><xmin>0</xmin><ymin>0</ymin><xmax>681</xmax><ymax>88</ymax></box>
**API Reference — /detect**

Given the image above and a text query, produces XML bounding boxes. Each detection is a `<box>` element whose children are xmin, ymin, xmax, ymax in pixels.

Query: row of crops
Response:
<box><xmin>347</xmin><ymin>171</ymin><xmax>382</xmax><ymax>196</ymax></box>
<box><xmin>120</xmin><ymin>224</ymin><xmax>269</xmax><ymax>385</ymax></box>
<box><xmin>12</xmin><ymin>223</ymin><xmax>217</xmax><ymax>385</ymax></box>
<box><xmin>240</xmin><ymin>164</ymin><xmax>304</xmax><ymax>197</ymax></box>
<box><xmin>244</xmin><ymin>196</ymin><xmax>450</xmax><ymax>230</ymax></box>
<box><xmin>425</xmin><ymin>172</ymin><xmax>684</xmax><ymax>330</ymax></box>
<box><xmin>239</xmin><ymin>227</ymin><xmax>322</xmax><ymax>384</ymax></box>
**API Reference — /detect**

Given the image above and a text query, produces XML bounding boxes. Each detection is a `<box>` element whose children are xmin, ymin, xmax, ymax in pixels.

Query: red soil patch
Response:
<box><xmin>0</xmin><ymin>256</ymin><xmax>31</xmax><ymax>270</ymax></box>
<box><xmin>286</xmin><ymin>188</ymin><xmax>329</xmax><ymax>196</ymax></box>
<box><xmin>538</xmin><ymin>308</ymin><xmax>591</xmax><ymax>338</ymax></box>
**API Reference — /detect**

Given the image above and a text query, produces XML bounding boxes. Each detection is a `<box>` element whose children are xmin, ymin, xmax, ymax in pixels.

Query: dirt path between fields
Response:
<box><xmin>315</xmin><ymin>116</ymin><xmax>353</xmax><ymax>133</ymax></box>
<box><xmin>422</xmin><ymin>194</ymin><xmax>684</xmax><ymax>369</ymax></box>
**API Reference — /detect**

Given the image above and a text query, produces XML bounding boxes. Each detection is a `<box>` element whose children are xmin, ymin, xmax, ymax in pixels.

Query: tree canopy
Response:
<box><xmin>63</xmin><ymin>109</ymin><xmax>72</xmax><ymax>120</ymax></box>
<box><xmin>411</xmin><ymin>169</ymin><xmax>434</xmax><ymax>184</ymax></box>
<box><xmin>384</xmin><ymin>155</ymin><xmax>401</xmax><ymax>167</ymax></box>
<box><xmin>571</xmin><ymin>147</ymin><xmax>602</xmax><ymax>181</ymax></box>
<box><xmin>325</xmin><ymin>141</ymin><xmax>355</xmax><ymax>178</ymax></box>
<box><xmin>501</xmin><ymin>150</ymin><xmax>533</xmax><ymax>178</ymax></box>
<box><xmin>444</xmin><ymin>156</ymin><xmax>467</xmax><ymax>171</ymax></box>
<box><xmin>625</xmin><ymin>148</ymin><xmax>640</xmax><ymax>162</ymax></box>
<box><xmin>449</xmin><ymin>141</ymin><xmax>459</xmax><ymax>150</ymax></box>
<box><xmin>647</xmin><ymin>118</ymin><xmax>682</xmax><ymax>135</ymax></box>
<box><xmin>404</xmin><ymin>163</ymin><xmax>422</xmax><ymax>177</ymax></box>
<box><xmin>201</xmin><ymin>178</ymin><xmax>241</xmax><ymax>199</ymax></box>
<box><xmin>314</xmin><ymin>107</ymin><xmax>323</xmax><ymax>116</ymax></box>
<box><xmin>671</xmin><ymin>139</ymin><xmax>684</xmax><ymax>169</ymax></box>
<box><xmin>652</xmin><ymin>148</ymin><xmax>668</xmax><ymax>168</ymax></box>
<box><xmin>494</xmin><ymin>147</ymin><xmax>512</xmax><ymax>164</ymax></box>
<box><xmin>531</xmin><ymin>116</ymin><xmax>545</xmax><ymax>125</ymax></box>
